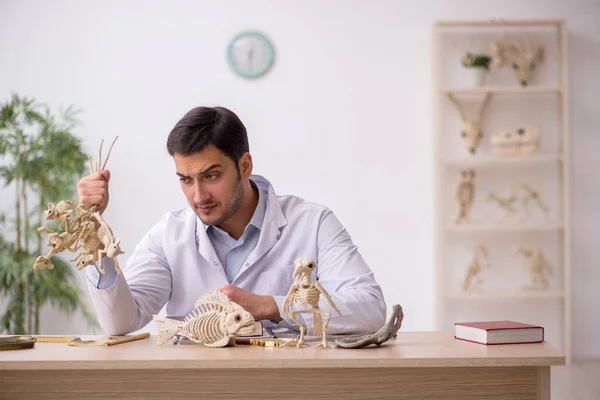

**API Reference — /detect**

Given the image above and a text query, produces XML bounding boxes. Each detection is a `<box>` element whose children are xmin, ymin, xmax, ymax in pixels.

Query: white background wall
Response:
<box><xmin>0</xmin><ymin>0</ymin><xmax>598</xmax><ymax>359</ymax></box>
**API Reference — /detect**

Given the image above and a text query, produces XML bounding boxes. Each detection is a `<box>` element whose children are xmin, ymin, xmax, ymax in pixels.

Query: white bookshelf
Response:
<box><xmin>433</xmin><ymin>19</ymin><xmax>571</xmax><ymax>362</ymax></box>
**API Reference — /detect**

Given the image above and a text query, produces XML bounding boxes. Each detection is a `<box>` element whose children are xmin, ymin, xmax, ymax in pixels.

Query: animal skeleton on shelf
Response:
<box><xmin>520</xmin><ymin>184</ymin><xmax>551</xmax><ymax>222</ymax></box>
<box><xmin>282</xmin><ymin>257</ymin><xmax>342</xmax><ymax>349</ymax></box>
<box><xmin>490</xmin><ymin>124</ymin><xmax>541</xmax><ymax>157</ymax></box>
<box><xmin>487</xmin><ymin>188</ymin><xmax>519</xmax><ymax>222</ymax></box>
<box><xmin>447</xmin><ymin>92</ymin><xmax>493</xmax><ymax>155</ymax></box>
<box><xmin>34</xmin><ymin>137</ymin><xmax>124</xmax><ymax>273</ymax></box>
<box><xmin>462</xmin><ymin>245</ymin><xmax>491</xmax><ymax>292</ymax></box>
<box><xmin>490</xmin><ymin>35</ymin><xmax>544</xmax><ymax>87</ymax></box>
<box><xmin>515</xmin><ymin>246</ymin><xmax>553</xmax><ymax>290</ymax></box>
<box><xmin>455</xmin><ymin>169</ymin><xmax>476</xmax><ymax>225</ymax></box>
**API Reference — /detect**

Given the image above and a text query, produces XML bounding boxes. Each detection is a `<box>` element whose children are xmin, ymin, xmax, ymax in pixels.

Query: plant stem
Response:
<box><xmin>35</xmin><ymin>297</ymin><xmax>41</xmax><ymax>335</ymax></box>
<box><xmin>14</xmin><ymin>175</ymin><xmax>26</xmax><ymax>334</ymax></box>
<box><xmin>23</xmin><ymin>181</ymin><xmax>29</xmax><ymax>252</ymax></box>
<box><xmin>37</xmin><ymin>174</ymin><xmax>45</xmax><ymax>255</ymax></box>
<box><xmin>35</xmin><ymin>178</ymin><xmax>45</xmax><ymax>335</ymax></box>
<box><xmin>22</xmin><ymin>181</ymin><xmax>33</xmax><ymax>334</ymax></box>
<box><xmin>15</xmin><ymin>176</ymin><xmax>22</xmax><ymax>261</ymax></box>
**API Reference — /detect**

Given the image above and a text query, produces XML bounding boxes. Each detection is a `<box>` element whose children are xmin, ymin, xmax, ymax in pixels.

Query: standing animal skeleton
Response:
<box><xmin>515</xmin><ymin>246</ymin><xmax>552</xmax><ymax>290</ymax></box>
<box><xmin>462</xmin><ymin>245</ymin><xmax>490</xmax><ymax>292</ymax></box>
<box><xmin>34</xmin><ymin>137</ymin><xmax>124</xmax><ymax>273</ymax></box>
<box><xmin>283</xmin><ymin>257</ymin><xmax>342</xmax><ymax>349</ymax></box>
<box><xmin>447</xmin><ymin>93</ymin><xmax>492</xmax><ymax>155</ymax></box>
<box><xmin>487</xmin><ymin>189</ymin><xmax>519</xmax><ymax>222</ymax></box>
<box><xmin>521</xmin><ymin>184</ymin><xmax>551</xmax><ymax>222</ymax></box>
<box><xmin>455</xmin><ymin>169</ymin><xmax>476</xmax><ymax>224</ymax></box>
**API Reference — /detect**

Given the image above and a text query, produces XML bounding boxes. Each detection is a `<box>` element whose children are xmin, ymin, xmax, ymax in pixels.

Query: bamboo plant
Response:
<box><xmin>0</xmin><ymin>93</ymin><xmax>99</xmax><ymax>334</ymax></box>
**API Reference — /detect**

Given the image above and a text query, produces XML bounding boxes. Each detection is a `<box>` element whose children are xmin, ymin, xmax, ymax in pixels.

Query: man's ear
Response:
<box><xmin>239</xmin><ymin>152</ymin><xmax>253</xmax><ymax>178</ymax></box>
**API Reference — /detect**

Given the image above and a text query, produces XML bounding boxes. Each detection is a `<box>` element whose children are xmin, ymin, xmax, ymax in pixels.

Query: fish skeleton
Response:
<box><xmin>153</xmin><ymin>290</ymin><xmax>255</xmax><ymax>347</ymax></box>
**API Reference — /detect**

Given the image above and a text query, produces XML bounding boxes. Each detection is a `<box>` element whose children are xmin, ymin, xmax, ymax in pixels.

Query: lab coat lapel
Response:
<box><xmin>195</xmin><ymin>218</ymin><xmax>228</xmax><ymax>281</ymax></box>
<box><xmin>233</xmin><ymin>183</ymin><xmax>287</xmax><ymax>281</ymax></box>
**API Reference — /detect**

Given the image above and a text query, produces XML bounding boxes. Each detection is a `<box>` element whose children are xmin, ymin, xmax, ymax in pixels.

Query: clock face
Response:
<box><xmin>227</xmin><ymin>31</ymin><xmax>275</xmax><ymax>79</ymax></box>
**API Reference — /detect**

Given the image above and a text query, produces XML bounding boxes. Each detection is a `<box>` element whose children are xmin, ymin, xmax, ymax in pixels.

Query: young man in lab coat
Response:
<box><xmin>80</xmin><ymin>106</ymin><xmax>386</xmax><ymax>336</ymax></box>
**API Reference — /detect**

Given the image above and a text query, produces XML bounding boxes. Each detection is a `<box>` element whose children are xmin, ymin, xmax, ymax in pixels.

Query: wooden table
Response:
<box><xmin>0</xmin><ymin>331</ymin><xmax>565</xmax><ymax>400</ymax></box>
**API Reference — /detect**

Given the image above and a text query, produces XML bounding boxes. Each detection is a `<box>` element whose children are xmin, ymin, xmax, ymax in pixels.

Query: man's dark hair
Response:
<box><xmin>167</xmin><ymin>106</ymin><xmax>249</xmax><ymax>168</ymax></box>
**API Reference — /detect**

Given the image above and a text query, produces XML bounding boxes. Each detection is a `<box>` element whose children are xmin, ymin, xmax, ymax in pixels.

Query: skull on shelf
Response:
<box><xmin>490</xmin><ymin>124</ymin><xmax>540</xmax><ymax>157</ymax></box>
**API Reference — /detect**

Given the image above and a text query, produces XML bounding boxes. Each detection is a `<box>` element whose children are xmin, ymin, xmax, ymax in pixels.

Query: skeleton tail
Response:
<box><xmin>153</xmin><ymin>315</ymin><xmax>182</xmax><ymax>346</ymax></box>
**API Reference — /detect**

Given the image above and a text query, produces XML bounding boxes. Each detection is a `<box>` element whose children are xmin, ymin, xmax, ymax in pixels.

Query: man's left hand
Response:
<box><xmin>217</xmin><ymin>284</ymin><xmax>282</xmax><ymax>322</ymax></box>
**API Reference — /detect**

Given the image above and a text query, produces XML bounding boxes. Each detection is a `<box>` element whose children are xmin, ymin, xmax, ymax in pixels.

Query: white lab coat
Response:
<box><xmin>87</xmin><ymin>175</ymin><xmax>386</xmax><ymax>335</ymax></box>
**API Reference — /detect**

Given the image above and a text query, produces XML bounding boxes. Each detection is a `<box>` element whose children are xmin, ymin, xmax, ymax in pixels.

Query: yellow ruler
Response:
<box><xmin>19</xmin><ymin>336</ymin><xmax>79</xmax><ymax>343</ymax></box>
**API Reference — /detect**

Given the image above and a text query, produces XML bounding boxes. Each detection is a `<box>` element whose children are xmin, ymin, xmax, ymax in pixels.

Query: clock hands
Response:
<box><xmin>247</xmin><ymin>47</ymin><xmax>255</xmax><ymax>72</ymax></box>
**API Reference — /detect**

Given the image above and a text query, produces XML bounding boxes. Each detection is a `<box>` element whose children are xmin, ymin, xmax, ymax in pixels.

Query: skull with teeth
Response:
<box><xmin>491</xmin><ymin>124</ymin><xmax>540</xmax><ymax>157</ymax></box>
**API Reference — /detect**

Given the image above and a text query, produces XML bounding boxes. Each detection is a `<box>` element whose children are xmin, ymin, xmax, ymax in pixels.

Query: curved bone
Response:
<box><xmin>334</xmin><ymin>304</ymin><xmax>403</xmax><ymax>348</ymax></box>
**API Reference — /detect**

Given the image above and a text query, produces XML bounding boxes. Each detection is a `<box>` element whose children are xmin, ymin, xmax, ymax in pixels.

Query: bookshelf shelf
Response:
<box><xmin>441</xmin><ymin>87</ymin><xmax>561</xmax><ymax>95</ymax></box>
<box><xmin>444</xmin><ymin>224</ymin><xmax>563</xmax><ymax>233</ymax></box>
<box><xmin>442</xmin><ymin>154</ymin><xmax>562</xmax><ymax>168</ymax></box>
<box><xmin>433</xmin><ymin>19</ymin><xmax>571</xmax><ymax>362</ymax></box>
<box><xmin>444</xmin><ymin>290</ymin><xmax>565</xmax><ymax>299</ymax></box>
<box><xmin>435</xmin><ymin>19</ymin><xmax>564</xmax><ymax>28</ymax></box>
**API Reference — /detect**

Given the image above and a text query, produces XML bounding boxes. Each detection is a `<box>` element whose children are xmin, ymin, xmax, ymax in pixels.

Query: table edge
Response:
<box><xmin>0</xmin><ymin>356</ymin><xmax>566</xmax><ymax>370</ymax></box>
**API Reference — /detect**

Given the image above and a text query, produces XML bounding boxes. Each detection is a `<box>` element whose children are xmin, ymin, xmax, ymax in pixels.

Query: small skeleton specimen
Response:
<box><xmin>491</xmin><ymin>124</ymin><xmax>540</xmax><ymax>157</ymax></box>
<box><xmin>334</xmin><ymin>304</ymin><xmax>403</xmax><ymax>349</ymax></box>
<box><xmin>43</xmin><ymin>200</ymin><xmax>78</xmax><ymax>231</ymax></box>
<box><xmin>490</xmin><ymin>36</ymin><xmax>544</xmax><ymax>86</ymax></box>
<box><xmin>462</xmin><ymin>245</ymin><xmax>490</xmax><ymax>292</ymax></box>
<box><xmin>487</xmin><ymin>188</ymin><xmax>519</xmax><ymax>222</ymax></box>
<box><xmin>521</xmin><ymin>184</ymin><xmax>551</xmax><ymax>222</ymax></box>
<box><xmin>455</xmin><ymin>169</ymin><xmax>476</xmax><ymax>224</ymax></box>
<box><xmin>515</xmin><ymin>246</ymin><xmax>552</xmax><ymax>290</ymax></box>
<box><xmin>283</xmin><ymin>257</ymin><xmax>342</xmax><ymax>349</ymax></box>
<box><xmin>34</xmin><ymin>137</ymin><xmax>124</xmax><ymax>273</ymax></box>
<box><xmin>447</xmin><ymin>93</ymin><xmax>492</xmax><ymax>155</ymax></box>
<box><xmin>153</xmin><ymin>290</ymin><xmax>256</xmax><ymax>347</ymax></box>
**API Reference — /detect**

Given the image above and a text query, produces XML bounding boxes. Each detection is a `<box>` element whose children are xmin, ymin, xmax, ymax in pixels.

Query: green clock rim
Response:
<box><xmin>227</xmin><ymin>30</ymin><xmax>275</xmax><ymax>79</ymax></box>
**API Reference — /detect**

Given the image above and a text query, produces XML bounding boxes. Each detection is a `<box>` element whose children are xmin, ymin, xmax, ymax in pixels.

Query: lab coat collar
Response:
<box><xmin>195</xmin><ymin>174</ymin><xmax>287</xmax><ymax>281</ymax></box>
<box><xmin>234</xmin><ymin>174</ymin><xmax>287</xmax><ymax>281</ymax></box>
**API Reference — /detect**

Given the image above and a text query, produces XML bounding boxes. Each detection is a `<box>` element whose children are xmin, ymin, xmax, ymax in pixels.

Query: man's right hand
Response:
<box><xmin>77</xmin><ymin>170</ymin><xmax>111</xmax><ymax>215</ymax></box>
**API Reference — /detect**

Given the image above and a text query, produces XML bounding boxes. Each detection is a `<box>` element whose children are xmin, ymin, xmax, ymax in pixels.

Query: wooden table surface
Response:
<box><xmin>0</xmin><ymin>331</ymin><xmax>566</xmax><ymax>400</ymax></box>
<box><xmin>1</xmin><ymin>330</ymin><xmax>564</xmax><ymax>369</ymax></box>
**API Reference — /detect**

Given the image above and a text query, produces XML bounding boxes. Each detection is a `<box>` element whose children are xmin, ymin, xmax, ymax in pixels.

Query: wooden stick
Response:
<box><xmin>68</xmin><ymin>332</ymin><xmax>150</xmax><ymax>347</ymax></box>
<box><xmin>97</xmin><ymin>139</ymin><xmax>104</xmax><ymax>174</ymax></box>
<box><xmin>101</xmin><ymin>136</ymin><xmax>118</xmax><ymax>171</ymax></box>
<box><xmin>106</xmin><ymin>332</ymin><xmax>150</xmax><ymax>346</ymax></box>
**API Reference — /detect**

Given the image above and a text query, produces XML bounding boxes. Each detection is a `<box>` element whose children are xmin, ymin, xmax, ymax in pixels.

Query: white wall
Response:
<box><xmin>0</xmin><ymin>0</ymin><xmax>598</xmax><ymax>359</ymax></box>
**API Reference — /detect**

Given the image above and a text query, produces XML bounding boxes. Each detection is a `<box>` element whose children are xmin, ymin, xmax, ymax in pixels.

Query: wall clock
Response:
<box><xmin>227</xmin><ymin>31</ymin><xmax>275</xmax><ymax>79</ymax></box>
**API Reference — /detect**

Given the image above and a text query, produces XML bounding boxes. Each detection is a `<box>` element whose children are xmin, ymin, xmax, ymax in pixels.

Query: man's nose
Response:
<box><xmin>192</xmin><ymin>182</ymin><xmax>210</xmax><ymax>204</ymax></box>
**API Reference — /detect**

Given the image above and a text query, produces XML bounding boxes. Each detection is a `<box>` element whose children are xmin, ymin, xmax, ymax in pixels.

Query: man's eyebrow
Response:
<box><xmin>175</xmin><ymin>164</ymin><xmax>222</xmax><ymax>179</ymax></box>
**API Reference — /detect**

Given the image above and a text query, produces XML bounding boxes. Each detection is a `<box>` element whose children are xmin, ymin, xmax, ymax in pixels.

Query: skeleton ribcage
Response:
<box><xmin>181</xmin><ymin>312</ymin><xmax>224</xmax><ymax>345</ymax></box>
<box><xmin>294</xmin><ymin>286</ymin><xmax>320</xmax><ymax>307</ymax></box>
<box><xmin>82</xmin><ymin>232</ymin><xmax>101</xmax><ymax>253</ymax></box>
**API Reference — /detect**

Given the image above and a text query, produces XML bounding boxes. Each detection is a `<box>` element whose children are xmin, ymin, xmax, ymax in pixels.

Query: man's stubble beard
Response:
<box><xmin>195</xmin><ymin>177</ymin><xmax>244</xmax><ymax>228</ymax></box>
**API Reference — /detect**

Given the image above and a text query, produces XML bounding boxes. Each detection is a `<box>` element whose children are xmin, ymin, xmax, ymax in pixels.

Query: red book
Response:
<box><xmin>454</xmin><ymin>320</ymin><xmax>544</xmax><ymax>345</ymax></box>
